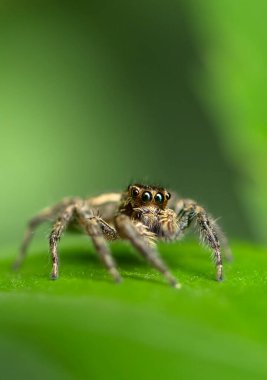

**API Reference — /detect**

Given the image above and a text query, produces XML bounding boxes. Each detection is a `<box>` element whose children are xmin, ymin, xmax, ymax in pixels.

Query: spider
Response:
<box><xmin>15</xmin><ymin>184</ymin><xmax>232</xmax><ymax>288</ymax></box>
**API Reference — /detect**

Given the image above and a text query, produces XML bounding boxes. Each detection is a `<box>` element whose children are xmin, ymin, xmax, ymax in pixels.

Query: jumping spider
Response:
<box><xmin>15</xmin><ymin>184</ymin><xmax>232</xmax><ymax>288</ymax></box>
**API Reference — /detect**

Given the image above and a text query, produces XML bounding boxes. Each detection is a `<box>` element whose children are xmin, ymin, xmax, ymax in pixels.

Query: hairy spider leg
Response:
<box><xmin>157</xmin><ymin>209</ymin><xmax>179</xmax><ymax>239</ymax></box>
<box><xmin>115</xmin><ymin>214</ymin><xmax>181</xmax><ymax>288</ymax></box>
<box><xmin>173</xmin><ymin>198</ymin><xmax>232</xmax><ymax>261</ymax></box>
<box><xmin>174</xmin><ymin>200</ymin><xmax>224</xmax><ymax>281</ymax></box>
<box><xmin>76</xmin><ymin>206</ymin><xmax>121</xmax><ymax>283</ymax></box>
<box><xmin>96</xmin><ymin>219</ymin><xmax>119</xmax><ymax>241</ymax></box>
<box><xmin>215</xmin><ymin>227</ymin><xmax>233</xmax><ymax>262</ymax></box>
<box><xmin>14</xmin><ymin>198</ymin><xmax>77</xmax><ymax>270</ymax></box>
<box><xmin>49</xmin><ymin>204</ymin><xmax>76</xmax><ymax>279</ymax></box>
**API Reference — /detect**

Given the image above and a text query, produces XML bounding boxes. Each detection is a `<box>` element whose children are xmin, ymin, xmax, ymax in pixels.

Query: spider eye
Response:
<box><xmin>131</xmin><ymin>188</ymin><xmax>139</xmax><ymax>197</ymax></box>
<box><xmin>155</xmin><ymin>193</ymin><xmax>164</xmax><ymax>204</ymax></box>
<box><xmin>166</xmin><ymin>192</ymin><xmax>171</xmax><ymax>200</ymax></box>
<box><xmin>142</xmin><ymin>191</ymin><xmax>152</xmax><ymax>202</ymax></box>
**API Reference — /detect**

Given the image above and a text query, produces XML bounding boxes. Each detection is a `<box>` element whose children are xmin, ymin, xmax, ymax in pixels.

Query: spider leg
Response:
<box><xmin>14</xmin><ymin>198</ymin><xmax>77</xmax><ymax>270</ymax></box>
<box><xmin>215</xmin><ymin>227</ymin><xmax>233</xmax><ymax>262</ymax></box>
<box><xmin>49</xmin><ymin>204</ymin><xmax>76</xmax><ymax>279</ymax></box>
<box><xmin>97</xmin><ymin>219</ymin><xmax>119</xmax><ymax>241</ymax></box>
<box><xmin>174</xmin><ymin>199</ymin><xmax>232</xmax><ymax>262</ymax></box>
<box><xmin>174</xmin><ymin>200</ymin><xmax>225</xmax><ymax>281</ymax></box>
<box><xmin>76</xmin><ymin>206</ymin><xmax>121</xmax><ymax>283</ymax></box>
<box><xmin>115</xmin><ymin>215</ymin><xmax>180</xmax><ymax>288</ymax></box>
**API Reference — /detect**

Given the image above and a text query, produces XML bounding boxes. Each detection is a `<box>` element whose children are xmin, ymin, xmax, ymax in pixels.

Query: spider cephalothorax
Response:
<box><xmin>119</xmin><ymin>184</ymin><xmax>177</xmax><ymax>237</ymax></box>
<box><xmin>15</xmin><ymin>183</ymin><xmax>232</xmax><ymax>288</ymax></box>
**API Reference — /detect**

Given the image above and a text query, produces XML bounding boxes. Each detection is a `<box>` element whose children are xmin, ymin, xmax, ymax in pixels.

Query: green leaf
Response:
<box><xmin>1</xmin><ymin>238</ymin><xmax>267</xmax><ymax>380</ymax></box>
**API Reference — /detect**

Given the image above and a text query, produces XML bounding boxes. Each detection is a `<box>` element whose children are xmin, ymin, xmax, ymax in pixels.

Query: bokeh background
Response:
<box><xmin>1</xmin><ymin>0</ymin><xmax>267</xmax><ymax>247</ymax></box>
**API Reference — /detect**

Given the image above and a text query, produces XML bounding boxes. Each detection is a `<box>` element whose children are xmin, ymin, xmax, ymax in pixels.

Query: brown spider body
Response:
<box><xmin>15</xmin><ymin>184</ymin><xmax>232</xmax><ymax>288</ymax></box>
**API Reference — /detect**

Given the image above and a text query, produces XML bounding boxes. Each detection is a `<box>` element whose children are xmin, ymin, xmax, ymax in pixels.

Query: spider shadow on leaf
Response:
<box><xmin>60</xmin><ymin>241</ymin><xmax>215</xmax><ymax>283</ymax></box>
<box><xmin>10</xmin><ymin>242</ymin><xmax>145</xmax><ymax>281</ymax></box>
<box><xmin>56</xmin><ymin>244</ymin><xmax>174</xmax><ymax>286</ymax></box>
<box><xmin>159</xmin><ymin>242</ymin><xmax>216</xmax><ymax>282</ymax></box>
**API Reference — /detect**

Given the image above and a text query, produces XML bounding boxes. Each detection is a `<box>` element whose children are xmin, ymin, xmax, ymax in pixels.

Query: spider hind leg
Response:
<box><xmin>49</xmin><ymin>204</ymin><xmax>76</xmax><ymax>279</ymax></box>
<box><xmin>14</xmin><ymin>198</ymin><xmax>77</xmax><ymax>270</ymax></box>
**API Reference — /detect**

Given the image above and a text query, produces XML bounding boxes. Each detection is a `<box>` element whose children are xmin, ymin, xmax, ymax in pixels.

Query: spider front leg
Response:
<box><xmin>76</xmin><ymin>206</ymin><xmax>121</xmax><ymax>283</ymax></box>
<box><xmin>115</xmin><ymin>215</ymin><xmax>180</xmax><ymax>288</ymax></box>
<box><xmin>175</xmin><ymin>200</ymin><xmax>225</xmax><ymax>281</ymax></box>
<box><xmin>174</xmin><ymin>199</ymin><xmax>232</xmax><ymax>262</ymax></box>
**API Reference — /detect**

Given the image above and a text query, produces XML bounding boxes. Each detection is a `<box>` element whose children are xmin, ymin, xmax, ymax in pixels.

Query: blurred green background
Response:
<box><xmin>1</xmin><ymin>0</ymin><xmax>267</xmax><ymax>379</ymax></box>
<box><xmin>1</xmin><ymin>0</ymin><xmax>266</xmax><ymax>246</ymax></box>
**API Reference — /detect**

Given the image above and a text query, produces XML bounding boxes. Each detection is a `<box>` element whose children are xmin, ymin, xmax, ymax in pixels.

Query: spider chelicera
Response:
<box><xmin>15</xmin><ymin>184</ymin><xmax>232</xmax><ymax>288</ymax></box>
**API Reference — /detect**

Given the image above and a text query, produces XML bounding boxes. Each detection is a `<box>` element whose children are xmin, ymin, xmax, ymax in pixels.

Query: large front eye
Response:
<box><xmin>142</xmin><ymin>191</ymin><xmax>152</xmax><ymax>202</ymax></box>
<box><xmin>155</xmin><ymin>192</ymin><xmax>164</xmax><ymax>204</ymax></box>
